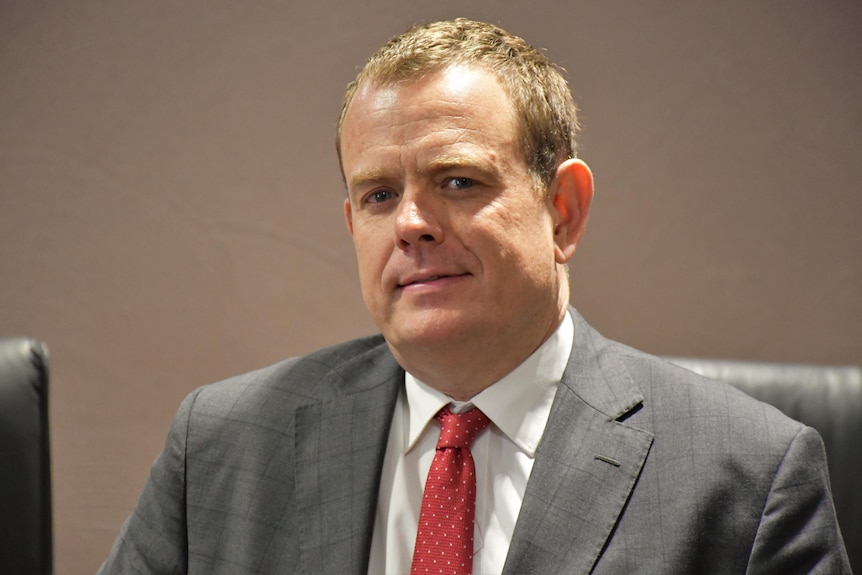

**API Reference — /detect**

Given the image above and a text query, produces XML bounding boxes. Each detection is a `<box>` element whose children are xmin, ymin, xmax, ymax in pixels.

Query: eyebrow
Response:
<box><xmin>347</xmin><ymin>168</ymin><xmax>388</xmax><ymax>191</ymax></box>
<box><xmin>425</xmin><ymin>154</ymin><xmax>497</xmax><ymax>176</ymax></box>
<box><xmin>346</xmin><ymin>153</ymin><xmax>501</xmax><ymax>191</ymax></box>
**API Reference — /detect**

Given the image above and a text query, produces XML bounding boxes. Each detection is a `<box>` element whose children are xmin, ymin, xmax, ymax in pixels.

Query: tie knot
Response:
<box><xmin>435</xmin><ymin>406</ymin><xmax>490</xmax><ymax>449</ymax></box>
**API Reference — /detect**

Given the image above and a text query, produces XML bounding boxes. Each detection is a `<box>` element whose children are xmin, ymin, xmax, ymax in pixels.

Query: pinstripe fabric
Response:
<box><xmin>98</xmin><ymin>310</ymin><xmax>851</xmax><ymax>574</ymax></box>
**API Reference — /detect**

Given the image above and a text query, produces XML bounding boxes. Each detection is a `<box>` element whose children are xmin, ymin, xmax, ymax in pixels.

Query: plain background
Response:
<box><xmin>1</xmin><ymin>1</ymin><xmax>860</xmax><ymax>572</ymax></box>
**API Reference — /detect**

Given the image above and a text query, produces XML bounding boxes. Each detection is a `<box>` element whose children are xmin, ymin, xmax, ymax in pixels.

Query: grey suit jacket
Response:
<box><xmin>99</xmin><ymin>310</ymin><xmax>851</xmax><ymax>574</ymax></box>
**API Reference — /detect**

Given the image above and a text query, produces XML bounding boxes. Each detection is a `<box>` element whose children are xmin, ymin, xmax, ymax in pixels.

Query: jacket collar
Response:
<box><xmin>293</xmin><ymin>309</ymin><xmax>654</xmax><ymax>575</ymax></box>
<box><xmin>293</xmin><ymin>339</ymin><xmax>401</xmax><ymax>575</ymax></box>
<box><xmin>502</xmin><ymin>309</ymin><xmax>653</xmax><ymax>575</ymax></box>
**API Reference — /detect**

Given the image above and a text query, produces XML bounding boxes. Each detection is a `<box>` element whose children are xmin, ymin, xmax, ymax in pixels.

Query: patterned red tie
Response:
<box><xmin>410</xmin><ymin>406</ymin><xmax>491</xmax><ymax>575</ymax></box>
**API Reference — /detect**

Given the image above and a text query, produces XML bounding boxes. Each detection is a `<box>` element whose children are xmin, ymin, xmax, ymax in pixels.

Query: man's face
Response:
<box><xmin>341</xmin><ymin>66</ymin><xmax>569</xmax><ymax>366</ymax></box>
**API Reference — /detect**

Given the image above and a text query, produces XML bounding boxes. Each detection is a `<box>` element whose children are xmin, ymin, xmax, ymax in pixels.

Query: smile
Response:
<box><xmin>397</xmin><ymin>273</ymin><xmax>470</xmax><ymax>288</ymax></box>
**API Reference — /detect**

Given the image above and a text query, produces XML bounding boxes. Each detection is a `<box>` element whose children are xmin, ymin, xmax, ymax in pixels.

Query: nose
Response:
<box><xmin>394</xmin><ymin>191</ymin><xmax>443</xmax><ymax>248</ymax></box>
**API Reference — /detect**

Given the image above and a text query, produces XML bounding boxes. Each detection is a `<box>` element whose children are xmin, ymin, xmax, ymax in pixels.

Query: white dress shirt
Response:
<box><xmin>368</xmin><ymin>312</ymin><xmax>574</xmax><ymax>575</ymax></box>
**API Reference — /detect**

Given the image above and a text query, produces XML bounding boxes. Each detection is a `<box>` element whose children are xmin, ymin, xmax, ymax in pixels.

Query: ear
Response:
<box><xmin>344</xmin><ymin>198</ymin><xmax>354</xmax><ymax>235</ymax></box>
<box><xmin>550</xmin><ymin>158</ymin><xmax>593</xmax><ymax>264</ymax></box>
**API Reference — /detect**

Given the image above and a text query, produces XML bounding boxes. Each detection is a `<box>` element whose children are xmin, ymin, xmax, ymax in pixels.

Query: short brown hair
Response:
<box><xmin>336</xmin><ymin>18</ymin><xmax>579</xmax><ymax>189</ymax></box>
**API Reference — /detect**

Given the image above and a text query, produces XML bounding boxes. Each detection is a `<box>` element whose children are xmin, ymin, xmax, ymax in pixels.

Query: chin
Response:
<box><xmin>383</xmin><ymin>308</ymin><xmax>483</xmax><ymax>350</ymax></box>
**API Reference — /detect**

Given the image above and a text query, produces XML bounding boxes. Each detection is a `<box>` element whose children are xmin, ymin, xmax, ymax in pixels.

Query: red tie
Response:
<box><xmin>411</xmin><ymin>406</ymin><xmax>491</xmax><ymax>575</ymax></box>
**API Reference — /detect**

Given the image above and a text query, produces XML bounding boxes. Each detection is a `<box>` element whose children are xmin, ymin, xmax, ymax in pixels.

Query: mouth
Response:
<box><xmin>397</xmin><ymin>272</ymin><xmax>469</xmax><ymax>288</ymax></box>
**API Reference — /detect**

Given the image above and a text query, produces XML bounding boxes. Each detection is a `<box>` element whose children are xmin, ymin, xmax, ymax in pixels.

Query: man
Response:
<box><xmin>99</xmin><ymin>18</ymin><xmax>851</xmax><ymax>574</ymax></box>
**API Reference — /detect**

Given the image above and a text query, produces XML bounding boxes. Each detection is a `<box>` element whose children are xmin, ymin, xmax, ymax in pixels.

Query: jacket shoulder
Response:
<box><xmin>186</xmin><ymin>334</ymin><xmax>393</xmax><ymax>420</ymax></box>
<box><xmin>621</xmin><ymin>348</ymin><xmax>804</xmax><ymax>436</ymax></box>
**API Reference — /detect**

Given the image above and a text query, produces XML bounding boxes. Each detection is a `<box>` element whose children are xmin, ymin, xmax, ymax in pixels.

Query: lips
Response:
<box><xmin>397</xmin><ymin>271</ymin><xmax>468</xmax><ymax>288</ymax></box>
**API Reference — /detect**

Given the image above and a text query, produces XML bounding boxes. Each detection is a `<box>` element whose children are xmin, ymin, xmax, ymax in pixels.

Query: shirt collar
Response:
<box><xmin>403</xmin><ymin>311</ymin><xmax>574</xmax><ymax>456</ymax></box>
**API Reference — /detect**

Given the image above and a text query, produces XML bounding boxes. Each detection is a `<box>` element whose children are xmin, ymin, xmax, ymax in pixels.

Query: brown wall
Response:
<box><xmin>1</xmin><ymin>2</ymin><xmax>860</xmax><ymax>573</ymax></box>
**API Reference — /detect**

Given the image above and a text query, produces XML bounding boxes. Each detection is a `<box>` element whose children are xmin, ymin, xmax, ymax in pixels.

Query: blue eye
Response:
<box><xmin>447</xmin><ymin>177</ymin><xmax>475</xmax><ymax>190</ymax></box>
<box><xmin>367</xmin><ymin>190</ymin><xmax>394</xmax><ymax>204</ymax></box>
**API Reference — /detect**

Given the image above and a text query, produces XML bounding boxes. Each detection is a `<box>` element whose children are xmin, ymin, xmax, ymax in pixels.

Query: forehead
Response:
<box><xmin>340</xmin><ymin>66</ymin><xmax>521</xmax><ymax>175</ymax></box>
<box><xmin>354</xmin><ymin>63</ymin><xmax>512</xmax><ymax>111</ymax></box>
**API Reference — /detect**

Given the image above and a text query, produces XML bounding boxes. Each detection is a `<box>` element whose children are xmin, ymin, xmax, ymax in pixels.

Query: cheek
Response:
<box><xmin>475</xmin><ymin>203</ymin><xmax>556</xmax><ymax>261</ymax></box>
<box><xmin>352</xmin><ymin>228</ymin><xmax>392</xmax><ymax>292</ymax></box>
<box><xmin>351</xmin><ymin>216</ymin><xmax>387</xmax><ymax>257</ymax></box>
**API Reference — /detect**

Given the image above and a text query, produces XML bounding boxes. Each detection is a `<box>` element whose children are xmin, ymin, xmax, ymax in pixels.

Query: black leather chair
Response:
<box><xmin>0</xmin><ymin>337</ymin><xmax>53</xmax><ymax>575</ymax></box>
<box><xmin>666</xmin><ymin>357</ymin><xmax>862</xmax><ymax>572</ymax></box>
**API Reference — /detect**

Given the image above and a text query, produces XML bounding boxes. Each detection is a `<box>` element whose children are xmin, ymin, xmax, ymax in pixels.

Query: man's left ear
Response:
<box><xmin>550</xmin><ymin>158</ymin><xmax>594</xmax><ymax>264</ymax></box>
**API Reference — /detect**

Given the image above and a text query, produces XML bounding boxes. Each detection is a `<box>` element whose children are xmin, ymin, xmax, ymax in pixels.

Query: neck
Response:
<box><xmin>390</xmin><ymin>305</ymin><xmax>567</xmax><ymax>401</ymax></box>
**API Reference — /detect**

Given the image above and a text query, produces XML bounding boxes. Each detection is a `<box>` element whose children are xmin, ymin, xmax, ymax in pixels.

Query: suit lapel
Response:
<box><xmin>294</xmin><ymin>346</ymin><xmax>402</xmax><ymax>575</ymax></box>
<box><xmin>502</xmin><ymin>310</ymin><xmax>654</xmax><ymax>575</ymax></box>
<box><xmin>290</xmin><ymin>312</ymin><xmax>653</xmax><ymax>574</ymax></box>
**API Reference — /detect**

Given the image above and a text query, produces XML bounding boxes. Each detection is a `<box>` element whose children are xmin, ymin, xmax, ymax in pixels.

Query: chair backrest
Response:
<box><xmin>0</xmin><ymin>337</ymin><xmax>53</xmax><ymax>575</ymax></box>
<box><xmin>666</xmin><ymin>357</ymin><xmax>862</xmax><ymax>572</ymax></box>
